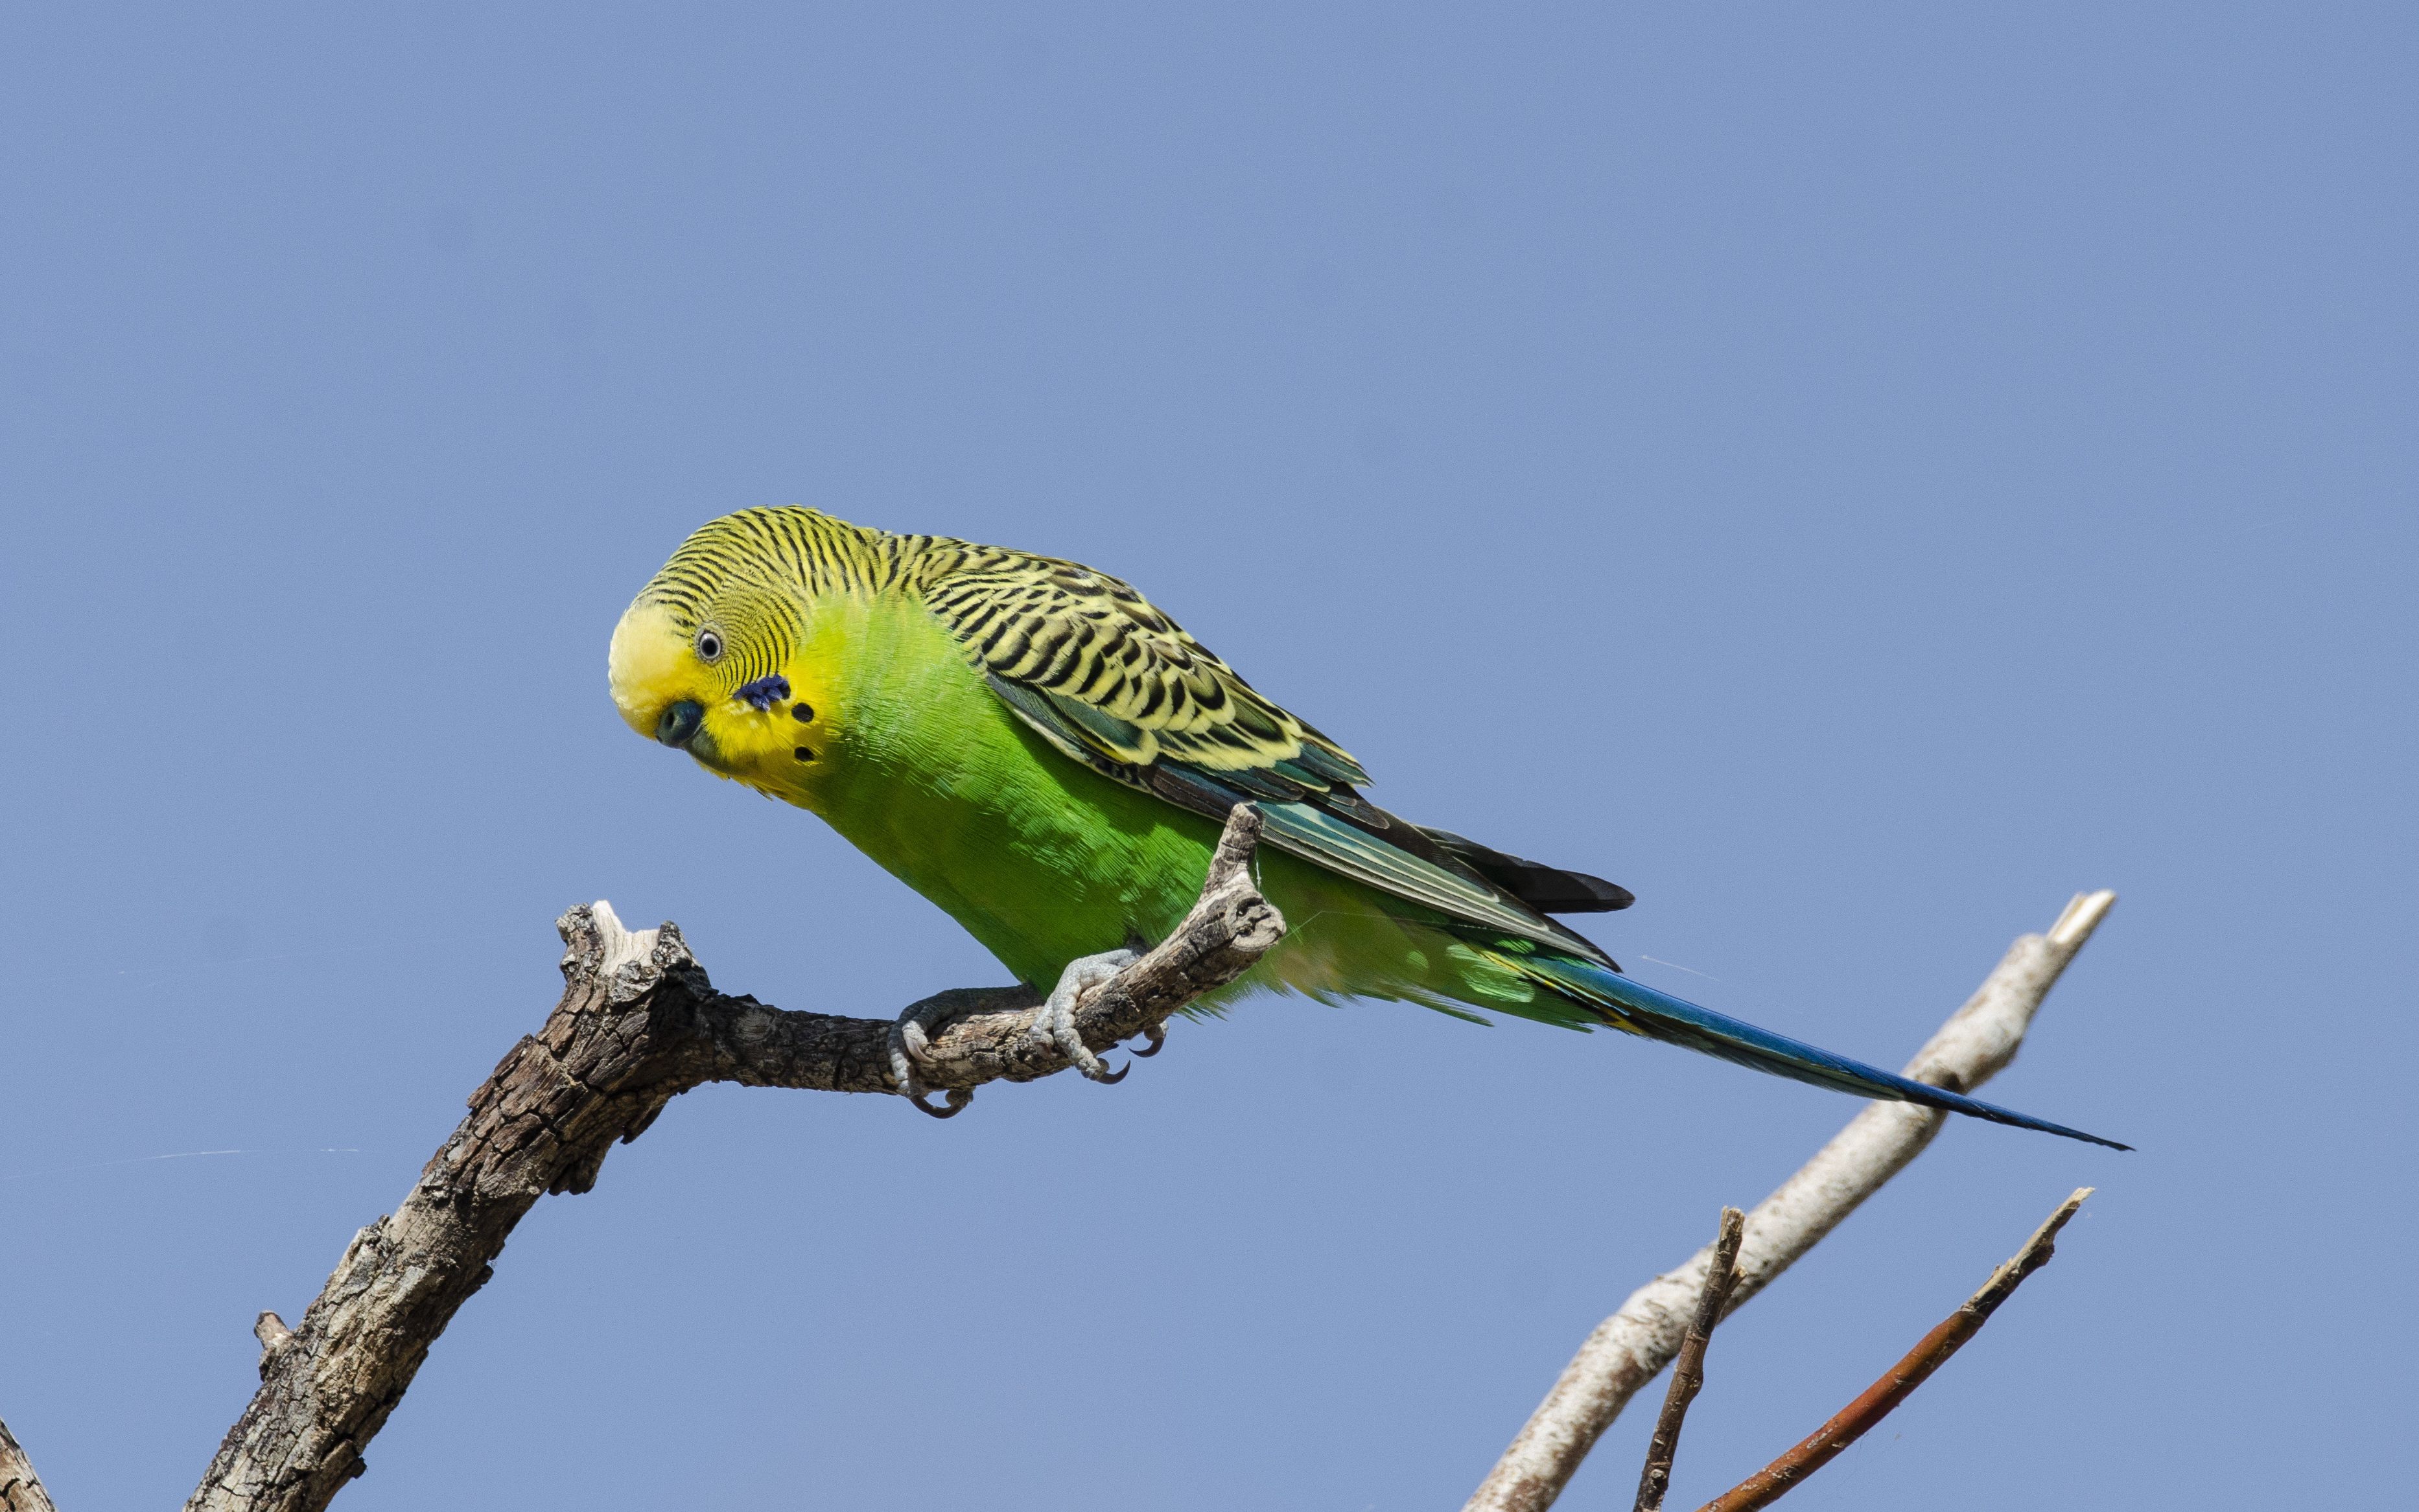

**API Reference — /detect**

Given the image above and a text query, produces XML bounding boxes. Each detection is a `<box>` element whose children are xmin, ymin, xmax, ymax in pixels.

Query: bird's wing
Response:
<box><xmin>922</xmin><ymin>554</ymin><xmax>1365</xmax><ymax>784</ymax></box>
<box><xmin>920</xmin><ymin>553</ymin><xmax>1614</xmax><ymax>961</ymax></box>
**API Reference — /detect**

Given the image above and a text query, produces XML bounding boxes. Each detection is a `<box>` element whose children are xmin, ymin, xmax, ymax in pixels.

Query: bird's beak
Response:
<box><xmin>655</xmin><ymin>700</ymin><xmax>705</xmax><ymax>749</ymax></box>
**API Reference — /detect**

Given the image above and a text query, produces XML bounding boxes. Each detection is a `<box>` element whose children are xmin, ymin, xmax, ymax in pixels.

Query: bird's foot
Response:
<box><xmin>889</xmin><ymin>1003</ymin><xmax>974</xmax><ymax>1120</ymax></box>
<box><xmin>1027</xmin><ymin>948</ymin><xmax>1140</xmax><ymax>1082</ymax></box>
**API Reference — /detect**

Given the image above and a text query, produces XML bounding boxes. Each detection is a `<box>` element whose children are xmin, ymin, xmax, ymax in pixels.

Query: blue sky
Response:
<box><xmin>1</xmin><ymin>5</ymin><xmax>2411</xmax><ymax>1507</ymax></box>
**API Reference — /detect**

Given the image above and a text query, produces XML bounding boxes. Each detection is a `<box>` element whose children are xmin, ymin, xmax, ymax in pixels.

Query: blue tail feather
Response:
<box><xmin>1530</xmin><ymin>956</ymin><xmax>2130</xmax><ymax>1151</ymax></box>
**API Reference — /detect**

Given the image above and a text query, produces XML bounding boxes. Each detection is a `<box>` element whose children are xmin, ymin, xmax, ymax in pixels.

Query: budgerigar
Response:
<box><xmin>609</xmin><ymin>507</ymin><xmax>2123</xmax><ymax>1148</ymax></box>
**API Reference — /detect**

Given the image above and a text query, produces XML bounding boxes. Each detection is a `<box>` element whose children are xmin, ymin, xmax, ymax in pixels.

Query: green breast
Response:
<box><xmin>796</xmin><ymin>590</ymin><xmax>1589</xmax><ymax>1030</ymax></box>
<box><xmin>806</xmin><ymin>592</ymin><xmax>1227</xmax><ymax>989</ymax></box>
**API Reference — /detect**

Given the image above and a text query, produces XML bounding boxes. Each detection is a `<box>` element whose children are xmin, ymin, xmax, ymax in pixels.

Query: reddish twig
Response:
<box><xmin>1692</xmin><ymin>1187</ymin><xmax>2094</xmax><ymax>1512</ymax></box>
<box><xmin>1633</xmin><ymin>1207</ymin><xmax>1746</xmax><ymax>1512</ymax></box>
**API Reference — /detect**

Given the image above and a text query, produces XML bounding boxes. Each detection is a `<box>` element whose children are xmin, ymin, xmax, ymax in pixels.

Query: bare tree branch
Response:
<box><xmin>1633</xmin><ymin>1207</ymin><xmax>1745</xmax><ymax>1512</ymax></box>
<box><xmin>145</xmin><ymin>803</ymin><xmax>1281</xmax><ymax>1512</ymax></box>
<box><xmin>1692</xmin><ymin>1187</ymin><xmax>2094</xmax><ymax>1512</ymax></box>
<box><xmin>0</xmin><ymin>840</ymin><xmax>2115</xmax><ymax>1512</ymax></box>
<box><xmin>0</xmin><ymin>1419</ymin><xmax>60</xmax><ymax>1512</ymax></box>
<box><xmin>1466</xmin><ymin>890</ymin><xmax>2118</xmax><ymax>1512</ymax></box>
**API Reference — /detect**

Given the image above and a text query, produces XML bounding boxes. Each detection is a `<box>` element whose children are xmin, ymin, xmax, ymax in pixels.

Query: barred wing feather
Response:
<box><xmin>921</xmin><ymin>554</ymin><xmax>1612</xmax><ymax>964</ymax></box>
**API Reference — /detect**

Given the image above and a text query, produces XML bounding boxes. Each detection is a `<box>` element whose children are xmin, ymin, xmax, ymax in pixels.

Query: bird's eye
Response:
<box><xmin>695</xmin><ymin>627</ymin><xmax>725</xmax><ymax>662</ymax></box>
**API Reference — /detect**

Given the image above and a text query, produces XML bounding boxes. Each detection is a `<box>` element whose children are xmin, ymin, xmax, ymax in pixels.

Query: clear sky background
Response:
<box><xmin>2</xmin><ymin>5</ymin><xmax>2411</xmax><ymax>1507</ymax></box>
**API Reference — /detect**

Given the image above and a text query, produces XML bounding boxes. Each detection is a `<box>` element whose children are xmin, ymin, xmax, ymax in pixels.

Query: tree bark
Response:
<box><xmin>157</xmin><ymin>804</ymin><xmax>1280</xmax><ymax>1512</ymax></box>
<box><xmin>0</xmin><ymin>1419</ymin><xmax>60</xmax><ymax>1512</ymax></box>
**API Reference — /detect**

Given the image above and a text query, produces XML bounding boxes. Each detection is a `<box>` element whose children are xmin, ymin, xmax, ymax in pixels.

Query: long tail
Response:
<box><xmin>1526</xmin><ymin>955</ymin><xmax>2130</xmax><ymax>1150</ymax></box>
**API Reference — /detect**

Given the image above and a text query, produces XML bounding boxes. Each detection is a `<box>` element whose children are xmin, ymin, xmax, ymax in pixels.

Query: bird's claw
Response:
<box><xmin>1130</xmin><ymin>1021</ymin><xmax>1168</xmax><ymax>1058</ymax></box>
<box><xmin>1028</xmin><ymin>948</ymin><xmax>1140</xmax><ymax>1083</ymax></box>
<box><xmin>906</xmin><ymin>1086</ymin><xmax>973</xmax><ymax>1119</ymax></box>
<box><xmin>889</xmin><ymin>1008</ymin><xmax>974</xmax><ymax>1117</ymax></box>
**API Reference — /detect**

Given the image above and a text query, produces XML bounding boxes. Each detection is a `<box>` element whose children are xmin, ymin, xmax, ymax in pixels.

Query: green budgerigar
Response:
<box><xmin>609</xmin><ymin>507</ymin><xmax>2123</xmax><ymax>1147</ymax></box>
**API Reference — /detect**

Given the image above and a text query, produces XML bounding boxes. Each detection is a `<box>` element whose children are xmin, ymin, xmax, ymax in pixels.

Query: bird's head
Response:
<box><xmin>609</xmin><ymin>509</ymin><xmax>837</xmax><ymax>794</ymax></box>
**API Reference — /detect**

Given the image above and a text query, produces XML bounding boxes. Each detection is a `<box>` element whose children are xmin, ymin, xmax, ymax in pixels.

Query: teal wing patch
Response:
<box><xmin>1254</xmin><ymin>802</ymin><xmax>1610</xmax><ymax>960</ymax></box>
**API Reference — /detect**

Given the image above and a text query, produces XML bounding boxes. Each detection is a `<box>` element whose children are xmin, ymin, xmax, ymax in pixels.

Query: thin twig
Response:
<box><xmin>1693</xmin><ymin>1187</ymin><xmax>2093</xmax><ymax>1512</ymax></box>
<box><xmin>1466</xmin><ymin>890</ymin><xmax>2118</xmax><ymax>1512</ymax></box>
<box><xmin>1633</xmin><ymin>1207</ymin><xmax>1745</xmax><ymax>1512</ymax></box>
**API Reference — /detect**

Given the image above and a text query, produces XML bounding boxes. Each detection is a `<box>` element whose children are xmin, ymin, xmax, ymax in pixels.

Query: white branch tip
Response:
<box><xmin>587</xmin><ymin>900</ymin><xmax>662</xmax><ymax>978</ymax></box>
<box><xmin>2047</xmin><ymin>890</ymin><xmax>2116</xmax><ymax>949</ymax></box>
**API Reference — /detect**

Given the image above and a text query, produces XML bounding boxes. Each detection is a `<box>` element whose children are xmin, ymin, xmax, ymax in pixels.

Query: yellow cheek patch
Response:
<box><xmin>693</xmin><ymin>652</ymin><xmax>837</xmax><ymax>808</ymax></box>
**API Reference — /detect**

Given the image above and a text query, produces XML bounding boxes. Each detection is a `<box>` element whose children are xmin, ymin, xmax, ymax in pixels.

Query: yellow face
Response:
<box><xmin>607</xmin><ymin>596</ymin><xmax>831</xmax><ymax>806</ymax></box>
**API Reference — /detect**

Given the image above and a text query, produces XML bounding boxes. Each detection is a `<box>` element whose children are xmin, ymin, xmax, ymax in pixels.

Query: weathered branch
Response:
<box><xmin>1</xmin><ymin>839</ymin><xmax>2111</xmax><ymax>1511</ymax></box>
<box><xmin>1633</xmin><ymin>1207</ymin><xmax>1744</xmax><ymax>1512</ymax></box>
<box><xmin>0</xmin><ymin>1418</ymin><xmax>60</xmax><ymax>1512</ymax></box>
<box><xmin>156</xmin><ymin>804</ymin><xmax>1281</xmax><ymax>1512</ymax></box>
<box><xmin>1693</xmin><ymin>1187</ymin><xmax>2093</xmax><ymax>1512</ymax></box>
<box><xmin>1466</xmin><ymin>890</ymin><xmax>2118</xmax><ymax>1512</ymax></box>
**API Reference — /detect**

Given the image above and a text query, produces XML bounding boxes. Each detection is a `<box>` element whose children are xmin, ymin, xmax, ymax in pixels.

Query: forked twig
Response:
<box><xmin>1691</xmin><ymin>1187</ymin><xmax>2094</xmax><ymax>1512</ymax></box>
